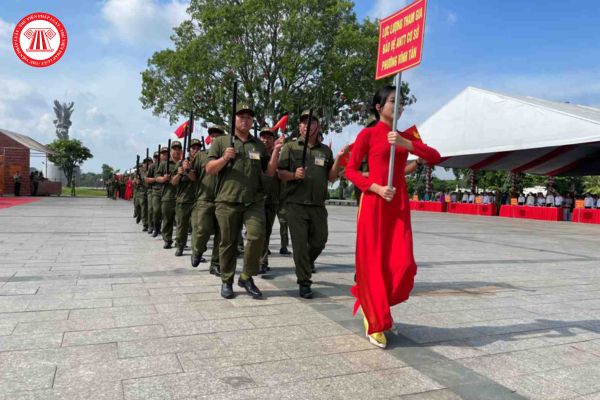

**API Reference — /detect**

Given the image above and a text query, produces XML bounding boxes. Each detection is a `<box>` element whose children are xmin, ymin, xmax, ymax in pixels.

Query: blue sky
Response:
<box><xmin>1</xmin><ymin>0</ymin><xmax>600</xmax><ymax>174</ymax></box>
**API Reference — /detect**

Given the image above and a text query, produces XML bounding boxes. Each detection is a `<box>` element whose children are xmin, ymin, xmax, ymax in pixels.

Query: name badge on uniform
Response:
<box><xmin>249</xmin><ymin>150</ymin><xmax>261</xmax><ymax>160</ymax></box>
<box><xmin>314</xmin><ymin>156</ymin><xmax>326</xmax><ymax>167</ymax></box>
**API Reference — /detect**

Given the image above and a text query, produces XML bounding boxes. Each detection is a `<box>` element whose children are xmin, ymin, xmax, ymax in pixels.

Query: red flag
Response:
<box><xmin>339</xmin><ymin>143</ymin><xmax>355</xmax><ymax>168</ymax></box>
<box><xmin>174</xmin><ymin>121</ymin><xmax>189</xmax><ymax>139</ymax></box>
<box><xmin>205</xmin><ymin>135</ymin><xmax>211</xmax><ymax>145</ymax></box>
<box><xmin>271</xmin><ymin>114</ymin><xmax>289</xmax><ymax>134</ymax></box>
<box><xmin>400</xmin><ymin>125</ymin><xmax>421</xmax><ymax>141</ymax></box>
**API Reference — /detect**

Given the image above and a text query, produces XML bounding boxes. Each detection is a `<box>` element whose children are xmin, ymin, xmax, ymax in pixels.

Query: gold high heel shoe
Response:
<box><xmin>362</xmin><ymin>312</ymin><xmax>387</xmax><ymax>349</ymax></box>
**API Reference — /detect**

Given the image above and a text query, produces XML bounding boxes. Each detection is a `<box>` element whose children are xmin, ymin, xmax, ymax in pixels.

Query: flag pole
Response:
<box><xmin>387</xmin><ymin>72</ymin><xmax>402</xmax><ymax>187</ymax></box>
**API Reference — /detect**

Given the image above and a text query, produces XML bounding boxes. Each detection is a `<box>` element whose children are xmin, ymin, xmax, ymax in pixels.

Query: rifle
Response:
<box><xmin>146</xmin><ymin>147</ymin><xmax>149</xmax><ymax>164</ymax></box>
<box><xmin>183</xmin><ymin>127</ymin><xmax>188</xmax><ymax>160</ymax></box>
<box><xmin>166</xmin><ymin>139</ymin><xmax>172</xmax><ymax>174</ymax></box>
<box><xmin>200</xmin><ymin>136</ymin><xmax>206</xmax><ymax>152</ymax></box>
<box><xmin>187</xmin><ymin>111</ymin><xmax>194</xmax><ymax>158</ymax></box>
<box><xmin>301</xmin><ymin>109</ymin><xmax>313</xmax><ymax>169</ymax></box>
<box><xmin>136</xmin><ymin>155</ymin><xmax>140</xmax><ymax>180</ymax></box>
<box><xmin>229</xmin><ymin>81</ymin><xmax>238</xmax><ymax>165</ymax></box>
<box><xmin>253</xmin><ymin>119</ymin><xmax>258</xmax><ymax>138</ymax></box>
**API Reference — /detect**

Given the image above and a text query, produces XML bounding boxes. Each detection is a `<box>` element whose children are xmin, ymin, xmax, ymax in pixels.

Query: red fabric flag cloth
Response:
<box><xmin>338</xmin><ymin>143</ymin><xmax>355</xmax><ymax>168</ymax></box>
<box><xmin>205</xmin><ymin>135</ymin><xmax>211</xmax><ymax>145</ymax></box>
<box><xmin>174</xmin><ymin>121</ymin><xmax>189</xmax><ymax>139</ymax></box>
<box><xmin>271</xmin><ymin>115</ymin><xmax>289</xmax><ymax>133</ymax></box>
<box><xmin>344</xmin><ymin>120</ymin><xmax>441</xmax><ymax>335</ymax></box>
<box><xmin>124</xmin><ymin>178</ymin><xmax>133</xmax><ymax>200</ymax></box>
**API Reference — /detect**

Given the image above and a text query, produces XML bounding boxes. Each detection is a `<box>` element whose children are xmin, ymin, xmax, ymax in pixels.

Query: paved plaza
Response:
<box><xmin>1</xmin><ymin>197</ymin><xmax>600</xmax><ymax>399</ymax></box>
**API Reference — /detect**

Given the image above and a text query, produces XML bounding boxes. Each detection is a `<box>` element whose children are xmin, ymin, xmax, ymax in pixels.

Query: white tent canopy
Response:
<box><xmin>418</xmin><ymin>87</ymin><xmax>600</xmax><ymax>176</ymax></box>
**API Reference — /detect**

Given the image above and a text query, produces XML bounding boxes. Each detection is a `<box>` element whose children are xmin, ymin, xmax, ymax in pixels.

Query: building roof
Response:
<box><xmin>0</xmin><ymin>128</ymin><xmax>53</xmax><ymax>154</ymax></box>
<box><xmin>418</xmin><ymin>87</ymin><xmax>600</xmax><ymax>176</ymax></box>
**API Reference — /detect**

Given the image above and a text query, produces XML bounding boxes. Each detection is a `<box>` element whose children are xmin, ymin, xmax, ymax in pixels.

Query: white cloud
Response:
<box><xmin>367</xmin><ymin>0</ymin><xmax>410</xmax><ymax>20</ymax></box>
<box><xmin>100</xmin><ymin>0</ymin><xmax>188</xmax><ymax>46</ymax></box>
<box><xmin>0</xmin><ymin>17</ymin><xmax>15</xmax><ymax>50</ymax></box>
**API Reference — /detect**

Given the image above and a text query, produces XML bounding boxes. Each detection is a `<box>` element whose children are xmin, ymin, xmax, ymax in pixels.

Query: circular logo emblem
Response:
<box><xmin>12</xmin><ymin>12</ymin><xmax>67</xmax><ymax>68</ymax></box>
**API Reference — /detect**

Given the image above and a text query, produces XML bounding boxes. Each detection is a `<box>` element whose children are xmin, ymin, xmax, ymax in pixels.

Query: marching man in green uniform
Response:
<box><xmin>277</xmin><ymin>111</ymin><xmax>347</xmax><ymax>298</ymax></box>
<box><xmin>156</xmin><ymin>141</ymin><xmax>182</xmax><ymax>249</ymax></box>
<box><xmin>206</xmin><ymin>104</ymin><xmax>284</xmax><ymax>299</ymax></box>
<box><xmin>134</xmin><ymin>162</ymin><xmax>150</xmax><ymax>231</ymax></box>
<box><xmin>190</xmin><ymin>125</ymin><xmax>225</xmax><ymax>275</ymax></box>
<box><xmin>147</xmin><ymin>149</ymin><xmax>167</xmax><ymax>238</ymax></box>
<box><xmin>145</xmin><ymin>152</ymin><xmax>159</xmax><ymax>236</ymax></box>
<box><xmin>258</xmin><ymin>127</ymin><xmax>280</xmax><ymax>274</ymax></box>
<box><xmin>172</xmin><ymin>139</ymin><xmax>201</xmax><ymax>256</ymax></box>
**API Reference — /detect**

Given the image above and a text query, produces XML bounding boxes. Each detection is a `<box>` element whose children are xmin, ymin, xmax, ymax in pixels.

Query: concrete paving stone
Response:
<box><xmin>54</xmin><ymin>354</ymin><xmax>182</xmax><ymax>391</ymax></box>
<box><xmin>300</xmin><ymin>322</ymin><xmax>355</xmax><ymax>338</ymax></box>
<box><xmin>199</xmin><ymin>304</ymin><xmax>282</xmax><ymax>320</ymax></box>
<box><xmin>395</xmin><ymin>389</ymin><xmax>464</xmax><ymax>400</ymax></box>
<box><xmin>218</xmin><ymin>325</ymin><xmax>315</xmax><ymax>346</ymax></box>
<box><xmin>340</xmin><ymin>349</ymin><xmax>408</xmax><ymax>371</ymax></box>
<box><xmin>0</xmin><ymin>343</ymin><xmax>118</xmax><ymax>370</ymax></box>
<box><xmin>0</xmin><ymin>333</ymin><xmax>63</xmax><ymax>351</ymax></box>
<box><xmin>112</xmin><ymin>294</ymin><xmax>190</xmax><ymax>307</ymax></box>
<box><xmin>147</xmin><ymin>286</ymin><xmax>217</xmax><ymax>296</ymax></box>
<box><xmin>178</xmin><ymin>342</ymin><xmax>289</xmax><ymax>371</ymax></box>
<box><xmin>0</xmin><ymin>364</ymin><xmax>56</xmax><ymax>393</ymax></box>
<box><xmin>0</xmin><ymin>321</ymin><xmax>16</xmax><ymax>335</ymax></box>
<box><xmin>398</xmin><ymin>322</ymin><xmax>488</xmax><ymax>344</ymax></box>
<box><xmin>122</xmin><ymin>366</ymin><xmax>256</xmax><ymax>400</ymax></box>
<box><xmin>540</xmin><ymin>326</ymin><xmax>600</xmax><ymax>345</ymax></box>
<box><xmin>113</xmin><ymin>310</ymin><xmax>205</xmax><ymax>328</ymax></box>
<box><xmin>536</xmin><ymin>362</ymin><xmax>600</xmax><ymax>395</ymax></box>
<box><xmin>118</xmin><ymin>334</ymin><xmax>220</xmax><ymax>358</ymax></box>
<box><xmin>281</xmin><ymin>334</ymin><xmax>374</xmax><ymax>358</ymax></box>
<box><xmin>461</xmin><ymin>332</ymin><xmax>552</xmax><ymax>354</ymax></box>
<box><xmin>578</xmin><ymin>393</ymin><xmax>600</xmax><ymax>400</ymax></box>
<box><xmin>25</xmin><ymin>298</ymin><xmax>112</xmax><ymax>312</ymax></box>
<box><xmin>72</xmin><ymin>289</ymin><xmax>150</xmax><ymax>299</ymax></box>
<box><xmin>457</xmin><ymin>351</ymin><xmax>550</xmax><ymax>379</ymax></box>
<box><xmin>164</xmin><ymin>317</ymin><xmax>255</xmax><ymax>336</ymax></box>
<box><xmin>496</xmin><ymin>374</ymin><xmax>579</xmax><ymax>400</ymax></box>
<box><xmin>67</xmin><ymin>305</ymin><xmax>157</xmax><ymax>319</ymax></box>
<box><xmin>62</xmin><ymin>324</ymin><xmax>167</xmax><ymax>346</ymax></box>
<box><xmin>13</xmin><ymin>317</ymin><xmax>117</xmax><ymax>335</ymax></box>
<box><xmin>249</xmin><ymin>312</ymin><xmax>331</xmax><ymax>329</ymax></box>
<box><xmin>0</xmin><ymin>284</ymin><xmax>39</xmax><ymax>295</ymax></box>
<box><xmin>243</xmin><ymin>353</ymin><xmax>365</xmax><ymax>386</ymax></box>
<box><xmin>0</xmin><ymin>297</ymin><xmax>31</xmax><ymax>313</ymax></box>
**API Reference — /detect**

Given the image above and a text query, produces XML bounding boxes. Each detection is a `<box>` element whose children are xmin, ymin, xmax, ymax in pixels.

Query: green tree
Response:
<box><xmin>583</xmin><ymin>176</ymin><xmax>600</xmax><ymax>195</ymax></box>
<box><xmin>47</xmin><ymin>139</ymin><xmax>93</xmax><ymax>197</ymax></box>
<box><xmin>101</xmin><ymin>164</ymin><xmax>115</xmax><ymax>182</ymax></box>
<box><xmin>140</xmin><ymin>0</ymin><xmax>416</xmax><ymax>132</ymax></box>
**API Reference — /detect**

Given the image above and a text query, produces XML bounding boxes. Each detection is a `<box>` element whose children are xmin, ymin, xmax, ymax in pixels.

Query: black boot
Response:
<box><xmin>191</xmin><ymin>253</ymin><xmax>202</xmax><ymax>268</ymax></box>
<box><xmin>163</xmin><ymin>241</ymin><xmax>173</xmax><ymax>249</ymax></box>
<box><xmin>299</xmin><ymin>284</ymin><xmax>313</xmax><ymax>299</ymax></box>
<box><xmin>174</xmin><ymin>248</ymin><xmax>183</xmax><ymax>257</ymax></box>
<box><xmin>209</xmin><ymin>265</ymin><xmax>221</xmax><ymax>277</ymax></box>
<box><xmin>258</xmin><ymin>263</ymin><xmax>269</xmax><ymax>275</ymax></box>
<box><xmin>238</xmin><ymin>276</ymin><xmax>262</xmax><ymax>299</ymax></box>
<box><xmin>221</xmin><ymin>282</ymin><xmax>234</xmax><ymax>299</ymax></box>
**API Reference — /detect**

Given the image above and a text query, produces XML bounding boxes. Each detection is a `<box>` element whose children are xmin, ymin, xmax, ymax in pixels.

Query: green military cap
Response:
<box><xmin>208</xmin><ymin>125</ymin><xmax>225</xmax><ymax>135</ymax></box>
<box><xmin>160</xmin><ymin>146</ymin><xmax>169</xmax><ymax>153</ymax></box>
<box><xmin>259</xmin><ymin>128</ymin><xmax>275</xmax><ymax>137</ymax></box>
<box><xmin>143</xmin><ymin>157</ymin><xmax>152</xmax><ymax>163</ymax></box>
<box><xmin>235</xmin><ymin>103</ymin><xmax>255</xmax><ymax>117</ymax></box>
<box><xmin>365</xmin><ymin>115</ymin><xmax>378</xmax><ymax>127</ymax></box>
<box><xmin>190</xmin><ymin>138</ymin><xmax>202</xmax><ymax>147</ymax></box>
<box><xmin>300</xmin><ymin>110</ymin><xmax>319</xmax><ymax>124</ymax></box>
<box><xmin>153</xmin><ymin>151</ymin><xmax>159</xmax><ymax>157</ymax></box>
<box><xmin>171</xmin><ymin>140</ymin><xmax>182</xmax><ymax>149</ymax></box>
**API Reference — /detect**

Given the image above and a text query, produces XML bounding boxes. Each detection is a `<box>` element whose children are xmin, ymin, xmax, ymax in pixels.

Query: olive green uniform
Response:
<box><xmin>147</xmin><ymin>161</ymin><xmax>163</xmax><ymax>234</ymax></box>
<box><xmin>134</xmin><ymin>171</ymin><xmax>149</xmax><ymax>229</ymax></box>
<box><xmin>174</xmin><ymin>159</ymin><xmax>197</xmax><ymax>251</ymax></box>
<box><xmin>157</xmin><ymin>160</ymin><xmax>178</xmax><ymax>245</ymax></box>
<box><xmin>207</xmin><ymin>135</ymin><xmax>269</xmax><ymax>284</ymax></box>
<box><xmin>146</xmin><ymin>163</ymin><xmax>156</xmax><ymax>232</ymax></box>
<box><xmin>190</xmin><ymin>150</ymin><xmax>220</xmax><ymax>269</ymax></box>
<box><xmin>278</xmin><ymin>138</ymin><xmax>333</xmax><ymax>285</ymax></box>
<box><xmin>261</xmin><ymin>172</ymin><xmax>280</xmax><ymax>268</ymax></box>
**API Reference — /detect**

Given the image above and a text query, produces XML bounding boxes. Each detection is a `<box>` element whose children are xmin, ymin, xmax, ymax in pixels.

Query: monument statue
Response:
<box><xmin>53</xmin><ymin>100</ymin><xmax>74</xmax><ymax>140</ymax></box>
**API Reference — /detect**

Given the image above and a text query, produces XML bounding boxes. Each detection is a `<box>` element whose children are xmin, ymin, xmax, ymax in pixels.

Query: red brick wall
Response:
<box><xmin>0</xmin><ymin>133</ymin><xmax>31</xmax><ymax>196</ymax></box>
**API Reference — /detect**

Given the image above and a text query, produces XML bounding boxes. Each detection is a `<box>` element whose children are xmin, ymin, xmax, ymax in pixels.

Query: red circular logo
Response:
<box><xmin>12</xmin><ymin>12</ymin><xmax>68</xmax><ymax>68</ymax></box>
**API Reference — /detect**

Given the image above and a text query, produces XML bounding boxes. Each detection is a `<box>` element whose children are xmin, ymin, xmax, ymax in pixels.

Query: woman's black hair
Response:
<box><xmin>371</xmin><ymin>85</ymin><xmax>396</xmax><ymax>120</ymax></box>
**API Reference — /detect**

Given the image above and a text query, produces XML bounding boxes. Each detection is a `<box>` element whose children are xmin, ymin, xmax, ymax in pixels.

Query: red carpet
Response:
<box><xmin>0</xmin><ymin>197</ymin><xmax>41</xmax><ymax>210</ymax></box>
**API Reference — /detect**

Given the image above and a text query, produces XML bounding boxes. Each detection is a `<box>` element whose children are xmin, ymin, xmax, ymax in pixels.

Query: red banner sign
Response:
<box><xmin>375</xmin><ymin>0</ymin><xmax>427</xmax><ymax>80</ymax></box>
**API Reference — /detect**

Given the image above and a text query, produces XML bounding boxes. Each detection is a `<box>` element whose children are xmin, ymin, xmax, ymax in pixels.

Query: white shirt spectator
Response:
<box><xmin>526</xmin><ymin>194</ymin><xmax>535</xmax><ymax>206</ymax></box>
<box><xmin>518</xmin><ymin>195</ymin><xmax>525</xmax><ymax>205</ymax></box>
<box><xmin>596</xmin><ymin>198</ymin><xmax>600</xmax><ymax>208</ymax></box>
<box><xmin>546</xmin><ymin>194</ymin><xmax>555</xmax><ymax>206</ymax></box>
<box><xmin>536</xmin><ymin>196</ymin><xmax>545</xmax><ymax>206</ymax></box>
<box><xmin>468</xmin><ymin>194</ymin><xmax>475</xmax><ymax>203</ymax></box>
<box><xmin>584</xmin><ymin>196</ymin><xmax>594</xmax><ymax>208</ymax></box>
<box><xmin>451</xmin><ymin>193</ymin><xmax>457</xmax><ymax>203</ymax></box>
<box><xmin>554</xmin><ymin>195</ymin><xmax>563</xmax><ymax>207</ymax></box>
<box><xmin>462</xmin><ymin>194</ymin><xmax>469</xmax><ymax>203</ymax></box>
<box><xmin>482</xmin><ymin>195</ymin><xmax>490</xmax><ymax>204</ymax></box>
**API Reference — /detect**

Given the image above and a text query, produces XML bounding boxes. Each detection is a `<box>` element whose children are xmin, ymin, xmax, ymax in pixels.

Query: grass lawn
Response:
<box><xmin>61</xmin><ymin>187</ymin><xmax>107</xmax><ymax>197</ymax></box>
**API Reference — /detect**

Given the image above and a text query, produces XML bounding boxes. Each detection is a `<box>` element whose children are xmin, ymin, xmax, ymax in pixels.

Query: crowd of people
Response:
<box><xmin>119</xmin><ymin>85</ymin><xmax>441</xmax><ymax>349</ymax></box>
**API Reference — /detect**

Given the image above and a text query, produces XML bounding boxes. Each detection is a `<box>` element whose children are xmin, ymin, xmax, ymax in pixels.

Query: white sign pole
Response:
<box><xmin>387</xmin><ymin>72</ymin><xmax>402</xmax><ymax>187</ymax></box>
